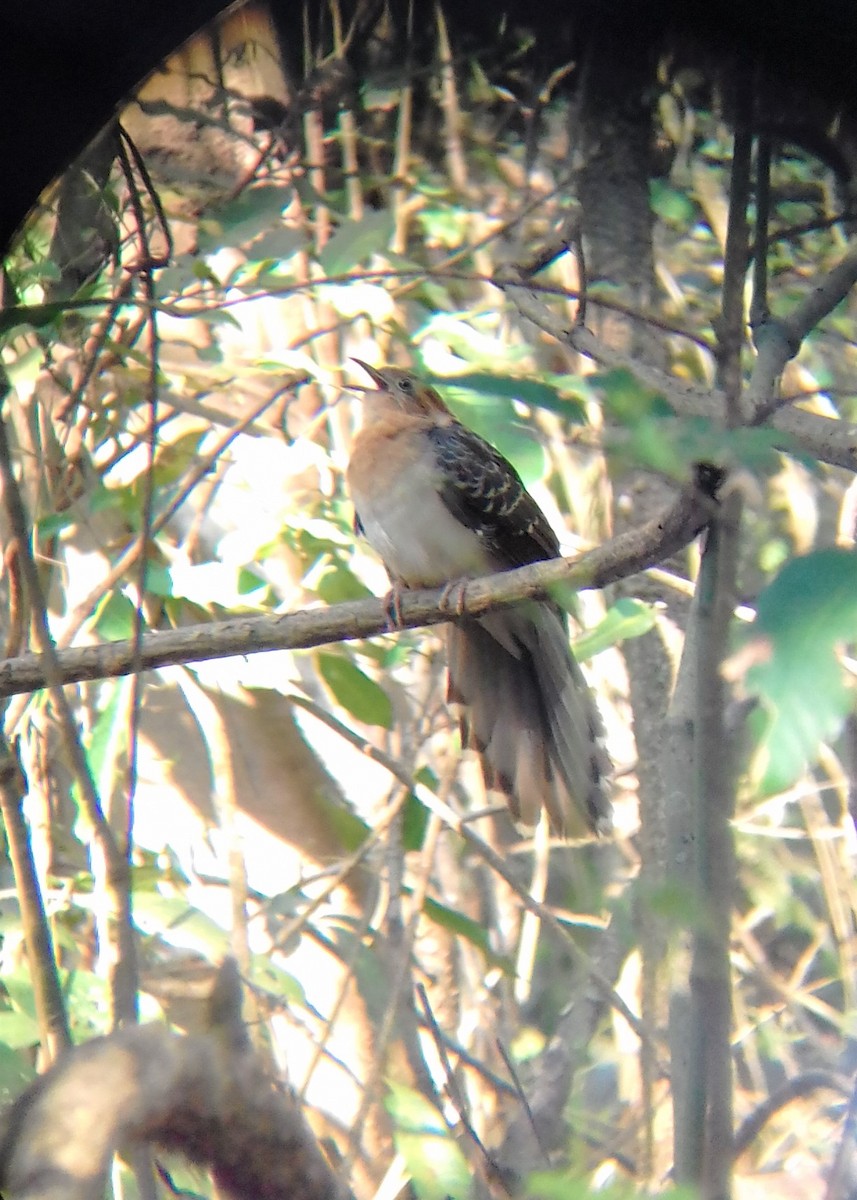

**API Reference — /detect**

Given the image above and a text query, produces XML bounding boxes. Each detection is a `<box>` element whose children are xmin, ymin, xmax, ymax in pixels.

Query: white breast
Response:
<box><xmin>355</xmin><ymin>453</ymin><xmax>489</xmax><ymax>587</ymax></box>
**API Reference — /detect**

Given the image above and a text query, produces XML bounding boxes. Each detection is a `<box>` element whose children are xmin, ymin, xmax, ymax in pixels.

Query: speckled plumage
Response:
<box><xmin>347</xmin><ymin>361</ymin><xmax>610</xmax><ymax>836</ymax></box>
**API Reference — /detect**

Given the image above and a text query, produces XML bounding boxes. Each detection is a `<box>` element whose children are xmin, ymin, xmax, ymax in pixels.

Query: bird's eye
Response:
<box><xmin>399</xmin><ymin>377</ymin><xmax>413</xmax><ymax>392</ymax></box>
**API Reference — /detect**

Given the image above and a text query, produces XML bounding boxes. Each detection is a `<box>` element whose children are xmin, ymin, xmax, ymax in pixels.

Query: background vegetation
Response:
<box><xmin>2</xmin><ymin>3</ymin><xmax>857</xmax><ymax>1198</ymax></box>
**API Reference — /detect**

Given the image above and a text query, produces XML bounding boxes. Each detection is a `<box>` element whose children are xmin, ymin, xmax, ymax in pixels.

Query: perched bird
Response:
<box><xmin>347</xmin><ymin>361</ymin><xmax>610</xmax><ymax>837</ymax></box>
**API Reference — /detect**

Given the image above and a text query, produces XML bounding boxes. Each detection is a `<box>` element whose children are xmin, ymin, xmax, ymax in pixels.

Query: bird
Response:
<box><xmin>346</xmin><ymin>360</ymin><xmax>610</xmax><ymax>837</ymax></box>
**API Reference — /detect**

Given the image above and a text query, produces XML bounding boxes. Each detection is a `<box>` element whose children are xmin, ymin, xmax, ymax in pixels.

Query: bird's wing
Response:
<box><xmin>427</xmin><ymin>422</ymin><xmax>559</xmax><ymax>568</ymax></box>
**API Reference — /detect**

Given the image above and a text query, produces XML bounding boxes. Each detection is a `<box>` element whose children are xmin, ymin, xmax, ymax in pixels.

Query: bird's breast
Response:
<box><xmin>350</xmin><ymin>444</ymin><xmax>490</xmax><ymax>587</ymax></box>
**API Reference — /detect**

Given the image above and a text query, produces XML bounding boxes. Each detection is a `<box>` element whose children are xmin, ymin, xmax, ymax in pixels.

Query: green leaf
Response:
<box><xmin>437</xmin><ymin>370</ymin><xmax>587</xmax><ymax>420</ymax></box>
<box><xmin>527</xmin><ymin>1174</ymin><xmax>609</xmax><ymax>1200</ymax></box>
<box><xmin>140</xmin><ymin>561</ymin><xmax>173</xmax><ymax>598</ymax></box>
<box><xmin>64</xmin><ymin>969</ymin><xmax>112</xmax><ymax>1038</ymax></box>
<box><xmin>404</xmin><ymin>772</ymin><xmax>434</xmax><ymax>850</ymax></box>
<box><xmin>153</xmin><ymin>431</ymin><xmax>206</xmax><ymax>489</ymax></box>
<box><xmin>650</xmin><ymin>179</ymin><xmax>696</xmax><ymax>226</ymax></box>
<box><xmin>197</xmin><ymin>184</ymin><xmax>292</xmax><ymax>252</ymax></box>
<box><xmin>385</xmin><ymin>1083</ymin><xmax>471</xmax><ymax>1200</ymax></box>
<box><xmin>744</xmin><ymin>548</ymin><xmax>857</xmax><ymax>793</ymax></box>
<box><xmin>312</xmin><ymin>792</ymin><xmax>372</xmax><ymax>854</ymax></box>
<box><xmin>86</xmin><ymin>676</ymin><xmax>134</xmax><ymax>804</ymax></box>
<box><xmin>2</xmin><ymin>970</ymin><xmax>37</xmax><ymax>1021</ymax></box>
<box><xmin>529</xmin><ymin>1173</ymin><xmax>695</xmax><ymax>1200</ymax></box>
<box><xmin>318</xmin><ymin>210</ymin><xmax>394</xmax><ymax>275</ymax></box>
<box><xmin>571</xmin><ymin>598</ymin><xmax>657</xmax><ymax>660</ymax></box>
<box><xmin>0</xmin><ymin>299</ymin><xmax>107</xmax><ymax>337</ymax></box>
<box><xmin>439</xmin><ymin>381</ymin><xmax>546</xmax><ymax>484</ymax></box>
<box><xmin>237</xmin><ymin>566</ymin><xmax>266</xmax><ymax>596</ymax></box>
<box><xmin>594</xmin><ymin>368</ymin><xmax>673</xmax><ymax>423</ymax></box>
<box><xmin>245</xmin><ymin>225</ymin><xmax>306</xmax><ymax>263</ymax></box>
<box><xmin>416</xmin><ymin>205</ymin><xmax>468</xmax><ymax>248</ymax></box>
<box><xmin>609</xmin><ymin>412</ymin><xmax>788</xmax><ymax>481</ymax></box>
<box><xmin>320</xmin><ymin>921</ymin><xmax>393</xmax><ymax>1025</ymax></box>
<box><xmin>133</xmin><ymin>893</ymin><xmax>231</xmax><ymax>958</ymax></box>
<box><xmin>248</xmin><ymin>954</ymin><xmax>307</xmax><ymax>1008</ymax></box>
<box><xmin>0</xmin><ymin>1041</ymin><xmax>36</xmax><ymax>1104</ymax></box>
<box><xmin>315</xmin><ymin>558</ymin><xmax>374</xmax><ymax>604</ymax></box>
<box><xmin>5</xmin><ymin>345</ymin><xmax>44</xmax><ymax>390</ymax></box>
<box><xmin>421</xmin><ymin>897</ymin><xmax>512</xmax><ymax>971</ymax></box>
<box><xmin>91</xmin><ymin>590</ymin><xmax>136</xmax><ymax>640</ymax></box>
<box><xmin>34</xmin><ymin>509</ymin><xmax>76</xmax><ymax>537</ymax></box>
<box><xmin>421</xmin><ymin>897</ymin><xmax>487</xmax><ymax>949</ymax></box>
<box><xmin>0</xmin><ymin>1009</ymin><xmax>40</xmax><ymax>1050</ymax></box>
<box><xmin>317</xmin><ymin>651</ymin><xmax>393</xmax><ymax>728</ymax></box>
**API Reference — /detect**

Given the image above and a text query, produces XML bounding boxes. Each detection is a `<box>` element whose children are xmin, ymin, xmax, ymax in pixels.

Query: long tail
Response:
<box><xmin>446</xmin><ymin>604</ymin><xmax>610</xmax><ymax>836</ymax></box>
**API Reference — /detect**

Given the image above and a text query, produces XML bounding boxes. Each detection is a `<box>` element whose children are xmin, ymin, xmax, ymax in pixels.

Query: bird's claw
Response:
<box><xmin>439</xmin><ymin>578</ymin><xmax>470</xmax><ymax>618</ymax></box>
<box><xmin>383</xmin><ymin>584</ymin><xmax>406</xmax><ymax>630</ymax></box>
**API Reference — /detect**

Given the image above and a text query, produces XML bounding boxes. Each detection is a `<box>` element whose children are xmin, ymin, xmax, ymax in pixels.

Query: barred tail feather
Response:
<box><xmin>446</xmin><ymin>605</ymin><xmax>610</xmax><ymax>837</ymax></box>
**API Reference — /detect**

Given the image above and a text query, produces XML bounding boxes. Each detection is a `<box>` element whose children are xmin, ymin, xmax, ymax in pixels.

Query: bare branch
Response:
<box><xmin>500</xmin><ymin>268</ymin><xmax>857</xmax><ymax>472</ymax></box>
<box><xmin>0</xmin><ymin>735</ymin><xmax>70</xmax><ymax>1059</ymax></box>
<box><xmin>0</xmin><ymin>960</ymin><xmax>350</xmax><ymax>1200</ymax></box>
<box><xmin>0</xmin><ymin>379</ymin><xmax>138</xmax><ymax>1031</ymax></box>
<box><xmin>0</xmin><ymin>477</ymin><xmax>715</xmax><ymax>699</ymax></box>
<box><xmin>782</xmin><ymin>240</ymin><xmax>857</xmax><ymax>349</ymax></box>
<box><xmin>733</xmin><ymin>1069</ymin><xmax>850</xmax><ymax>1159</ymax></box>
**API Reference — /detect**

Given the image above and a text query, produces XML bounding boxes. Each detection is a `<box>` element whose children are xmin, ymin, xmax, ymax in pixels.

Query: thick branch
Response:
<box><xmin>782</xmin><ymin>239</ymin><xmax>857</xmax><ymax>347</ymax></box>
<box><xmin>747</xmin><ymin>239</ymin><xmax>857</xmax><ymax>414</ymax></box>
<box><xmin>0</xmin><ymin>480</ymin><xmax>714</xmax><ymax>699</ymax></box>
<box><xmin>0</xmin><ymin>961</ymin><xmax>349</xmax><ymax>1200</ymax></box>
<box><xmin>687</xmin><ymin>89</ymin><xmax>754</xmax><ymax>1193</ymax></box>
<box><xmin>501</xmin><ymin>272</ymin><xmax>857</xmax><ymax>473</ymax></box>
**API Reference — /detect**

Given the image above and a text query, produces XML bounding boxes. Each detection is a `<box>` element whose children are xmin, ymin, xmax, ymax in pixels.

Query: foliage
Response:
<box><xmin>0</xmin><ymin>3</ymin><xmax>856</xmax><ymax>1198</ymax></box>
<box><xmin>743</xmin><ymin>549</ymin><xmax>857</xmax><ymax>793</ymax></box>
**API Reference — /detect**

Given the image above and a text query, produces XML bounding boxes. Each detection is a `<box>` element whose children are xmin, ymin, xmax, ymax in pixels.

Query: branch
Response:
<box><xmin>748</xmin><ymin>238</ymin><xmax>857</xmax><ymax>417</ymax></box>
<box><xmin>684</xmin><ymin>85</ymin><xmax>752</xmax><ymax>1188</ymax></box>
<box><xmin>733</xmin><ymin>1069</ymin><xmax>850</xmax><ymax>1159</ymax></box>
<box><xmin>0</xmin><ymin>960</ymin><xmax>350</xmax><ymax>1200</ymax></box>
<box><xmin>500</xmin><ymin>269</ymin><xmax>857</xmax><ymax>473</ymax></box>
<box><xmin>8</xmin><ymin>263</ymin><xmax>857</xmax><ymax>469</ymax></box>
<box><xmin>0</xmin><ymin>477</ymin><xmax>715</xmax><ymax>699</ymax></box>
<box><xmin>0</xmin><ymin>377</ymin><xmax>138</xmax><ymax>1032</ymax></box>
<box><xmin>782</xmin><ymin>239</ymin><xmax>857</xmax><ymax>348</ymax></box>
<box><xmin>0</xmin><ymin>735</ymin><xmax>70</xmax><ymax>1058</ymax></box>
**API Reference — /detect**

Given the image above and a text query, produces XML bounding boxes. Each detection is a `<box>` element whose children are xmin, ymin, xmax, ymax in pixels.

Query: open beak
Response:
<box><xmin>350</xmin><ymin>358</ymin><xmax>386</xmax><ymax>390</ymax></box>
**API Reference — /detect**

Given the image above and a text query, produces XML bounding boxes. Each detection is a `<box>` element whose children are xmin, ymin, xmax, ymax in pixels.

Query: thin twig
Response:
<box><xmin>749</xmin><ymin>134</ymin><xmax>772</xmax><ymax>334</ymax></box>
<box><xmin>296</xmin><ymin>887</ymin><xmax>377</xmax><ymax>1103</ymax></box>
<box><xmin>114</xmin><ymin>126</ymin><xmax>161</xmax><ymax>1041</ymax></box>
<box><xmin>0</xmin><ymin>377</ymin><xmax>137</xmax><ymax>1032</ymax></box>
<box><xmin>436</xmin><ymin>5</ymin><xmax>468</xmax><ymax>194</ymax></box>
<box><xmin>48</xmin><ymin>385</ymin><xmax>288</xmax><ymax>658</ymax></box>
<box><xmin>282</xmin><ymin>707</ymin><xmax>645</xmax><ymax>1179</ymax></box>
<box><xmin>822</xmin><ymin>1074</ymin><xmax>857</xmax><ymax>1200</ymax></box>
<box><xmin>733</xmin><ymin>1069</ymin><xmax>849</xmax><ymax>1159</ymax></box>
<box><xmin>0</xmin><ymin>733</ymin><xmax>70</xmax><ymax>1059</ymax></box>
<box><xmin>495</xmin><ymin>1038</ymin><xmax>552</xmax><ymax>1169</ymax></box>
<box><xmin>176</xmin><ymin>672</ymin><xmax>251</xmax><ymax>973</ymax></box>
<box><xmin>499</xmin><ymin>266</ymin><xmax>857</xmax><ymax>472</ymax></box>
<box><xmin>293</xmin><ymin>698</ymin><xmax>648</xmax><ymax>1042</ymax></box>
<box><xmin>338</xmin><ymin>810</ymin><xmax>443</xmax><ymax>1180</ymax></box>
<box><xmin>414</xmin><ymin>981</ymin><xmax>507</xmax><ymax>1192</ymax></box>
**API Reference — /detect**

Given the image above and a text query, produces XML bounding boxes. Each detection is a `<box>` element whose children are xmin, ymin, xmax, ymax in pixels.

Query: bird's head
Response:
<box><xmin>351</xmin><ymin>360</ymin><xmax>451</xmax><ymax>419</ymax></box>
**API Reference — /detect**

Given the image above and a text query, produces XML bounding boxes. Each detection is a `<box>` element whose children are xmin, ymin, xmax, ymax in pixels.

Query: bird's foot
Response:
<box><xmin>382</xmin><ymin>583</ymin><xmax>407</xmax><ymax>630</ymax></box>
<box><xmin>439</xmin><ymin>577</ymin><xmax>470</xmax><ymax>618</ymax></box>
